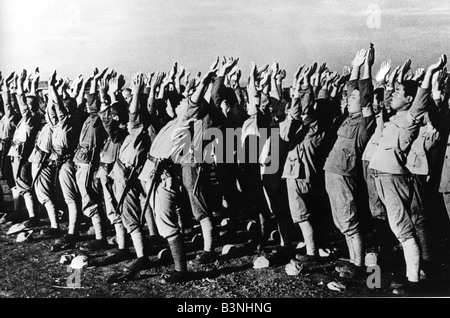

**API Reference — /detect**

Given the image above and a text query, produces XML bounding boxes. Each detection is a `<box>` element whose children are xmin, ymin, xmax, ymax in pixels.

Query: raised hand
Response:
<box><xmin>175</xmin><ymin>67</ymin><xmax>185</xmax><ymax>81</ymax></box>
<box><xmin>422</xmin><ymin>54</ymin><xmax>447</xmax><ymax>89</ymax></box>
<box><xmin>99</xmin><ymin>78</ymin><xmax>110</xmax><ymax>104</ymax></box>
<box><xmin>131</xmin><ymin>72</ymin><xmax>144</xmax><ymax>96</ymax></box>
<box><xmin>352</xmin><ymin>49</ymin><xmax>367</xmax><ymax>68</ymax></box>
<box><xmin>94</xmin><ymin>67</ymin><xmax>109</xmax><ymax>81</ymax></box>
<box><xmin>312</xmin><ymin>62</ymin><xmax>327</xmax><ymax>86</ymax></box>
<box><xmin>412</xmin><ymin>68</ymin><xmax>425</xmax><ymax>82</ymax></box>
<box><xmin>398</xmin><ymin>59</ymin><xmax>412</xmax><ymax>83</ymax></box>
<box><xmin>49</xmin><ymin>70</ymin><xmax>58</xmax><ymax>87</ymax></box>
<box><xmin>5</xmin><ymin>72</ymin><xmax>15</xmax><ymax>90</ymax></box>
<box><xmin>167</xmin><ymin>62</ymin><xmax>177</xmax><ymax>82</ymax></box>
<box><xmin>19</xmin><ymin>69</ymin><xmax>27</xmax><ymax>84</ymax></box>
<box><xmin>230</xmin><ymin>69</ymin><xmax>241</xmax><ymax>89</ymax></box>
<box><xmin>375</xmin><ymin>61</ymin><xmax>391</xmax><ymax>83</ymax></box>
<box><xmin>365</xmin><ymin>43</ymin><xmax>375</xmax><ymax>67</ymax></box>
<box><xmin>152</xmin><ymin>71</ymin><xmax>166</xmax><ymax>90</ymax></box>
<box><xmin>184</xmin><ymin>71</ymin><xmax>191</xmax><ymax>87</ymax></box>
<box><xmin>388</xmin><ymin>65</ymin><xmax>400</xmax><ymax>88</ymax></box>
<box><xmin>275</xmin><ymin>69</ymin><xmax>286</xmax><ymax>83</ymax></box>
<box><xmin>292</xmin><ymin>64</ymin><xmax>305</xmax><ymax>89</ymax></box>
<box><xmin>257</xmin><ymin>64</ymin><xmax>269</xmax><ymax>78</ymax></box>
<box><xmin>218</xmin><ymin>57</ymin><xmax>239</xmax><ymax>77</ymax></box>
<box><xmin>210</xmin><ymin>57</ymin><xmax>220</xmax><ymax>71</ymax></box>
<box><xmin>427</xmin><ymin>54</ymin><xmax>447</xmax><ymax>73</ymax></box>
<box><xmin>258</xmin><ymin>70</ymin><xmax>271</xmax><ymax>90</ymax></box>
<box><xmin>109</xmin><ymin>75</ymin><xmax>119</xmax><ymax>95</ymax></box>
<box><xmin>201</xmin><ymin>68</ymin><xmax>218</xmax><ymax>85</ymax></box>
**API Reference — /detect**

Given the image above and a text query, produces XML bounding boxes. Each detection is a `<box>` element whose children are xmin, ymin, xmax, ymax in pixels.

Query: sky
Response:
<box><xmin>1</xmin><ymin>0</ymin><xmax>450</xmax><ymax>82</ymax></box>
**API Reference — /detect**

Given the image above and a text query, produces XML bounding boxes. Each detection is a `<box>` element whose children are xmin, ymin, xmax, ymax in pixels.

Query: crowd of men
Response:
<box><xmin>0</xmin><ymin>43</ymin><xmax>449</xmax><ymax>295</ymax></box>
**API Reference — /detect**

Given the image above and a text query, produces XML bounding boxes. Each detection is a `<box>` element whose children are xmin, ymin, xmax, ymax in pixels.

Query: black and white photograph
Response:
<box><xmin>1</xmin><ymin>0</ymin><xmax>450</xmax><ymax>303</ymax></box>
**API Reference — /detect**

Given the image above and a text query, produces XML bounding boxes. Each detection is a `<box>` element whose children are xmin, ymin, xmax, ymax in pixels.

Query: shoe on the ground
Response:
<box><xmin>79</xmin><ymin>238</ymin><xmax>110</xmax><ymax>253</ymax></box>
<box><xmin>392</xmin><ymin>280</ymin><xmax>421</xmax><ymax>296</ymax></box>
<box><xmin>99</xmin><ymin>249</ymin><xmax>133</xmax><ymax>266</ymax></box>
<box><xmin>285</xmin><ymin>259</ymin><xmax>304</xmax><ymax>276</ymax></box>
<box><xmin>52</xmin><ymin>233</ymin><xmax>79</xmax><ymax>251</ymax></box>
<box><xmin>190</xmin><ymin>250</ymin><xmax>217</xmax><ymax>265</ymax></box>
<box><xmin>295</xmin><ymin>253</ymin><xmax>320</xmax><ymax>264</ymax></box>
<box><xmin>23</xmin><ymin>217</ymin><xmax>40</xmax><ymax>228</ymax></box>
<box><xmin>123</xmin><ymin>256</ymin><xmax>151</xmax><ymax>274</ymax></box>
<box><xmin>55</xmin><ymin>233</ymin><xmax>78</xmax><ymax>245</ymax></box>
<box><xmin>42</xmin><ymin>227</ymin><xmax>61</xmax><ymax>238</ymax></box>
<box><xmin>160</xmin><ymin>270</ymin><xmax>189</xmax><ymax>284</ymax></box>
<box><xmin>335</xmin><ymin>263</ymin><xmax>365</xmax><ymax>278</ymax></box>
<box><xmin>1</xmin><ymin>213</ymin><xmax>26</xmax><ymax>224</ymax></box>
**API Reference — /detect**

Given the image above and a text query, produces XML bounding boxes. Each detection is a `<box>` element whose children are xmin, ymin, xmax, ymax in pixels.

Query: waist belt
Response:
<box><xmin>11</xmin><ymin>141</ymin><xmax>25</xmax><ymax>155</ymax></box>
<box><xmin>50</xmin><ymin>153</ymin><xmax>72</xmax><ymax>164</ymax></box>
<box><xmin>147</xmin><ymin>153</ymin><xmax>158</xmax><ymax>163</ymax></box>
<box><xmin>100</xmin><ymin>162</ymin><xmax>115</xmax><ymax>172</ymax></box>
<box><xmin>116</xmin><ymin>158</ymin><xmax>132</xmax><ymax>178</ymax></box>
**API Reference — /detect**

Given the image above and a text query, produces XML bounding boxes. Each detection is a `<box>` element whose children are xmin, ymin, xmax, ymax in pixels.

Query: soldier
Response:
<box><xmin>324</xmin><ymin>45</ymin><xmax>376</xmax><ymax>279</ymax></box>
<box><xmin>0</xmin><ymin>72</ymin><xmax>21</xmax><ymax>221</ymax></box>
<box><xmin>51</xmin><ymin>73</ymin><xmax>88</xmax><ymax>250</ymax></box>
<box><xmin>28</xmin><ymin>70</ymin><xmax>61</xmax><ymax>236</ymax></box>
<box><xmin>7</xmin><ymin>69</ymin><xmax>42</xmax><ymax>228</ymax></box>
<box><xmin>96</xmin><ymin>72</ymin><xmax>146</xmax><ymax>265</ymax></box>
<box><xmin>72</xmin><ymin>68</ymin><xmax>109</xmax><ymax>252</ymax></box>
<box><xmin>137</xmin><ymin>67</ymin><xmax>217</xmax><ymax>283</ymax></box>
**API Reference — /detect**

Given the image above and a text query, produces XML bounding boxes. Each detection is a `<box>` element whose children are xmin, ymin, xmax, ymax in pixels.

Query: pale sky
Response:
<box><xmin>1</xmin><ymin>0</ymin><xmax>450</xmax><ymax>82</ymax></box>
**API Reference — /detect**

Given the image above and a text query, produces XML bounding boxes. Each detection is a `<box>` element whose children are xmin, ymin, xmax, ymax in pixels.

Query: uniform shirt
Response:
<box><xmin>369</xmin><ymin>87</ymin><xmax>431</xmax><ymax>175</ymax></box>
<box><xmin>7</xmin><ymin>94</ymin><xmax>42</xmax><ymax>158</ymax></box>
<box><xmin>117</xmin><ymin>112</ymin><xmax>148</xmax><ymax>168</ymax></box>
<box><xmin>28</xmin><ymin>123</ymin><xmax>53</xmax><ymax>163</ymax></box>
<box><xmin>98</xmin><ymin>103</ymin><xmax>128</xmax><ymax>164</ymax></box>
<box><xmin>361</xmin><ymin>112</ymin><xmax>384</xmax><ymax>162</ymax></box>
<box><xmin>439</xmin><ymin>134</ymin><xmax>450</xmax><ymax>192</ymax></box>
<box><xmin>406</xmin><ymin>122</ymin><xmax>440</xmax><ymax>176</ymax></box>
<box><xmin>73</xmin><ymin>113</ymin><xmax>107</xmax><ymax>165</ymax></box>
<box><xmin>280</xmin><ymin>85</ymin><xmax>326</xmax><ymax>182</ymax></box>
<box><xmin>50</xmin><ymin>102</ymin><xmax>87</xmax><ymax>160</ymax></box>
<box><xmin>323</xmin><ymin>79</ymin><xmax>376</xmax><ymax>177</ymax></box>
<box><xmin>171</xmin><ymin>97</ymin><xmax>216</xmax><ymax>165</ymax></box>
<box><xmin>0</xmin><ymin>91</ymin><xmax>20</xmax><ymax>141</ymax></box>
<box><xmin>109</xmin><ymin>112</ymin><xmax>150</xmax><ymax>182</ymax></box>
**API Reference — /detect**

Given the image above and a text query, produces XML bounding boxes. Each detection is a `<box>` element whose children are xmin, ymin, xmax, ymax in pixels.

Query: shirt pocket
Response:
<box><xmin>338</xmin><ymin>148</ymin><xmax>356</xmax><ymax>172</ymax></box>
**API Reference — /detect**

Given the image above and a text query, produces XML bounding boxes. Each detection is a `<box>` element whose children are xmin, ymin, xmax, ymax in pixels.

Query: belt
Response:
<box><xmin>116</xmin><ymin>158</ymin><xmax>132</xmax><ymax>177</ymax></box>
<box><xmin>50</xmin><ymin>153</ymin><xmax>72</xmax><ymax>164</ymax></box>
<box><xmin>100</xmin><ymin>162</ymin><xmax>114</xmax><ymax>171</ymax></box>
<box><xmin>147</xmin><ymin>153</ymin><xmax>158</xmax><ymax>163</ymax></box>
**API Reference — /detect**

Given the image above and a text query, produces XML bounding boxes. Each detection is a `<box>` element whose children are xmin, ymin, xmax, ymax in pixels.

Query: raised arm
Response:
<box><xmin>90</xmin><ymin>67</ymin><xmax>109</xmax><ymax>95</ymax></box>
<box><xmin>410</xmin><ymin>54</ymin><xmax>447</xmax><ymax>121</ymax></box>
<box><xmin>47</xmin><ymin>70</ymin><xmax>63</xmax><ymax>126</ymax></box>
<box><xmin>130</xmin><ymin>72</ymin><xmax>144</xmax><ymax>114</ymax></box>
<box><xmin>360</xmin><ymin>43</ymin><xmax>375</xmax><ymax>117</ymax></box>
<box><xmin>16</xmin><ymin>69</ymin><xmax>28</xmax><ymax>112</ymax></box>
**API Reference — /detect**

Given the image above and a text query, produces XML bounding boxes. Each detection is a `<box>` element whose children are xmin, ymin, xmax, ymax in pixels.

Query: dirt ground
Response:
<box><xmin>2</xmin><ymin>198</ymin><xmax>450</xmax><ymax>301</ymax></box>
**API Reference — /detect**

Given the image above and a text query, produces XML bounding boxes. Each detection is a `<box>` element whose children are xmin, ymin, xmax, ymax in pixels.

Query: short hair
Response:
<box><xmin>373</xmin><ymin>87</ymin><xmax>384</xmax><ymax>102</ymax></box>
<box><xmin>26</xmin><ymin>95</ymin><xmax>39</xmax><ymax>111</ymax></box>
<box><xmin>111</xmin><ymin>102</ymin><xmax>129</xmax><ymax>124</ymax></box>
<box><xmin>402</xmin><ymin>80</ymin><xmax>419</xmax><ymax>99</ymax></box>
<box><xmin>63</xmin><ymin>97</ymin><xmax>77</xmax><ymax>114</ymax></box>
